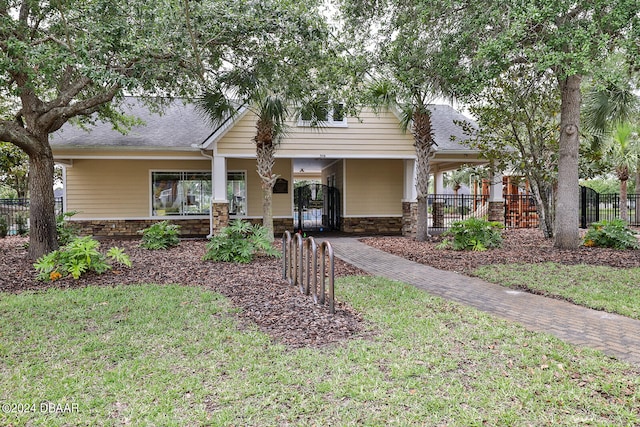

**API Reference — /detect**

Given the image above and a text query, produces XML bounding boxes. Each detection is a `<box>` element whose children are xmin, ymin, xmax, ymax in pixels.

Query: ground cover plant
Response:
<box><xmin>203</xmin><ymin>219</ymin><xmax>280</xmax><ymax>263</ymax></box>
<box><xmin>138</xmin><ymin>220</ymin><xmax>181</xmax><ymax>250</ymax></box>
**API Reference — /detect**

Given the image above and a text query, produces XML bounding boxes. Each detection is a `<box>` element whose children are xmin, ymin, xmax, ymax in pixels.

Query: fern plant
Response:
<box><xmin>203</xmin><ymin>219</ymin><xmax>280</xmax><ymax>263</ymax></box>
<box><xmin>34</xmin><ymin>236</ymin><xmax>132</xmax><ymax>281</ymax></box>
<box><xmin>582</xmin><ymin>219</ymin><xmax>639</xmax><ymax>249</ymax></box>
<box><xmin>138</xmin><ymin>220</ymin><xmax>181</xmax><ymax>249</ymax></box>
<box><xmin>437</xmin><ymin>217</ymin><xmax>504</xmax><ymax>251</ymax></box>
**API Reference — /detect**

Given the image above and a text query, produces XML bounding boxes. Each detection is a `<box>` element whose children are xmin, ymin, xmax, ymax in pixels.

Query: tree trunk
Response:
<box><xmin>28</xmin><ymin>137</ymin><xmax>58</xmax><ymax>259</ymax></box>
<box><xmin>553</xmin><ymin>74</ymin><xmax>582</xmax><ymax>249</ymax></box>
<box><xmin>262</xmin><ymin>181</ymin><xmax>274</xmax><ymax>240</ymax></box>
<box><xmin>529</xmin><ymin>179</ymin><xmax>554</xmax><ymax>239</ymax></box>
<box><xmin>256</xmin><ymin>142</ymin><xmax>277</xmax><ymax>242</ymax></box>
<box><xmin>412</xmin><ymin>109</ymin><xmax>435</xmax><ymax>242</ymax></box>
<box><xmin>620</xmin><ymin>178</ymin><xmax>629</xmax><ymax>223</ymax></box>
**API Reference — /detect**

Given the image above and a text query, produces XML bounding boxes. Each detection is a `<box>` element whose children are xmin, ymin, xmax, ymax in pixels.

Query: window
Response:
<box><xmin>227</xmin><ymin>171</ymin><xmax>246</xmax><ymax>216</ymax></box>
<box><xmin>152</xmin><ymin>171</ymin><xmax>211</xmax><ymax>216</ymax></box>
<box><xmin>298</xmin><ymin>100</ymin><xmax>347</xmax><ymax>127</ymax></box>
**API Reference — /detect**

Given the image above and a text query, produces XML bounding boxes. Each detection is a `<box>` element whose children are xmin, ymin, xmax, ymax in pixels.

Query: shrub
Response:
<box><xmin>203</xmin><ymin>219</ymin><xmax>280</xmax><ymax>263</ymax></box>
<box><xmin>582</xmin><ymin>219</ymin><xmax>639</xmax><ymax>249</ymax></box>
<box><xmin>437</xmin><ymin>217</ymin><xmax>503</xmax><ymax>251</ymax></box>
<box><xmin>57</xmin><ymin>211</ymin><xmax>79</xmax><ymax>246</ymax></box>
<box><xmin>138</xmin><ymin>221</ymin><xmax>181</xmax><ymax>249</ymax></box>
<box><xmin>0</xmin><ymin>216</ymin><xmax>7</xmax><ymax>238</ymax></box>
<box><xmin>34</xmin><ymin>236</ymin><xmax>132</xmax><ymax>281</ymax></box>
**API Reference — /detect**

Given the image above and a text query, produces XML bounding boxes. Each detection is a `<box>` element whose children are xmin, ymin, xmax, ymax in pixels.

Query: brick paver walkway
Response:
<box><xmin>328</xmin><ymin>237</ymin><xmax>640</xmax><ymax>366</ymax></box>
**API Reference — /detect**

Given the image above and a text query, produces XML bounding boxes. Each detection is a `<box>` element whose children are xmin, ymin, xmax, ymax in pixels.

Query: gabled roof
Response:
<box><xmin>50</xmin><ymin>97</ymin><xmax>213</xmax><ymax>150</ymax></box>
<box><xmin>428</xmin><ymin>104</ymin><xmax>477</xmax><ymax>152</ymax></box>
<box><xmin>50</xmin><ymin>97</ymin><xmax>478</xmax><ymax>155</ymax></box>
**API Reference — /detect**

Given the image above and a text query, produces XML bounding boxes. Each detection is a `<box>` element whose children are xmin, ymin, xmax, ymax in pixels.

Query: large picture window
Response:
<box><xmin>152</xmin><ymin>171</ymin><xmax>211</xmax><ymax>216</ymax></box>
<box><xmin>227</xmin><ymin>171</ymin><xmax>246</xmax><ymax>216</ymax></box>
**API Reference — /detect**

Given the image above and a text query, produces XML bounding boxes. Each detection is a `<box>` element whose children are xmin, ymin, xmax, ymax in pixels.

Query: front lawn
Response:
<box><xmin>2</xmin><ymin>279</ymin><xmax>639</xmax><ymax>426</ymax></box>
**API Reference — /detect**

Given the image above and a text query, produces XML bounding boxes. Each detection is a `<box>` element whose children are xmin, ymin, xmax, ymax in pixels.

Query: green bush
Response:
<box><xmin>203</xmin><ymin>219</ymin><xmax>280</xmax><ymax>263</ymax></box>
<box><xmin>0</xmin><ymin>216</ymin><xmax>7</xmax><ymax>238</ymax></box>
<box><xmin>582</xmin><ymin>219</ymin><xmax>639</xmax><ymax>249</ymax></box>
<box><xmin>56</xmin><ymin>211</ymin><xmax>79</xmax><ymax>246</ymax></box>
<box><xmin>138</xmin><ymin>220</ymin><xmax>181</xmax><ymax>249</ymax></box>
<box><xmin>437</xmin><ymin>217</ymin><xmax>504</xmax><ymax>251</ymax></box>
<box><xmin>34</xmin><ymin>236</ymin><xmax>132</xmax><ymax>281</ymax></box>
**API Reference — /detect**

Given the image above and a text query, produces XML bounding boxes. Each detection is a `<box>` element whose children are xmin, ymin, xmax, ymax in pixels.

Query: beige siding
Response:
<box><xmin>227</xmin><ymin>158</ymin><xmax>292</xmax><ymax>218</ymax></box>
<box><xmin>344</xmin><ymin>159</ymin><xmax>403</xmax><ymax>216</ymax></box>
<box><xmin>65</xmin><ymin>159</ymin><xmax>210</xmax><ymax>218</ymax></box>
<box><xmin>216</xmin><ymin>109</ymin><xmax>415</xmax><ymax>158</ymax></box>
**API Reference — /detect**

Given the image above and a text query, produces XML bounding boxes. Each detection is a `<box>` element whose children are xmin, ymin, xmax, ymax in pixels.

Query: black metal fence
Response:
<box><xmin>580</xmin><ymin>186</ymin><xmax>640</xmax><ymax>227</ymax></box>
<box><xmin>427</xmin><ymin>194</ymin><xmax>490</xmax><ymax>232</ymax></box>
<box><xmin>0</xmin><ymin>197</ymin><xmax>64</xmax><ymax>235</ymax></box>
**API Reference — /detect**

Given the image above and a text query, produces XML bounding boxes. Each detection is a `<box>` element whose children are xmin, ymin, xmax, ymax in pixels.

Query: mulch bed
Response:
<box><xmin>0</xmin><ymin>237</ymin><xmax>368</xmax><ymax>349</ymax></box>
<box><xmin>4</xmin><ymin>229</ymin><xmax>640</xmax><ymax>348</ymax></box>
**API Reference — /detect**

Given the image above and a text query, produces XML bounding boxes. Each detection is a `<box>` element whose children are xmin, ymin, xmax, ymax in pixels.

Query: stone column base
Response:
<box><xmin>488</xmin><ymin>201</ymin><xmax>504</xmax><ymax>223</ymax></box>
<box><xmin>402</xmin><ymin>202</ymin><xmax>417</xmax><ymax>237</ymax></box>
<box><xmin>212</xmin><ymin>202</ymin><xmax>229</xmax><ymax>235</ymax></box>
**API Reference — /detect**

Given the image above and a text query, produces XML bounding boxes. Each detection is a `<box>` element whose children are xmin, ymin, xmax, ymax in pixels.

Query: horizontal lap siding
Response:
<box><xmin>216</xmin><ymin>110</ymin><xmax>415</xmax><ymax>158</ymax></box>
<box><xmin>65</xmin><ymin>159</ymin><xmax>210</xmax><ymax>219</ymax></box>
<box><xmin>227</xmin><ymin>158</ymin><xmax>292</xmax><ymax>218</ymax></box>
<box><xmin>345</xmin><ymin>159</ymin><xmax>403</xmax><ymax>216</ymax></box>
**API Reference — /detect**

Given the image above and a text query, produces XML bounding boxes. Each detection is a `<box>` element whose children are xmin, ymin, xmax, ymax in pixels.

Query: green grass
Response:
<box><xmin>474</xmin><ymin>263</ymin><xmax>640</xmax><ymax>319</ymax></box>
<box><xmin>2</xmin><ymin>280</ymin><xmax>640</xmax><ymax>426</ymax></box>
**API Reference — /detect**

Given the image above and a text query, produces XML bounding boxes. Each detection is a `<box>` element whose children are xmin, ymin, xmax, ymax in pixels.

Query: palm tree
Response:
<box><xmin>583</xmin><ymin>75</ymin><xmax>639</xmax><ymax>222</ymax></box>
<box><xmin>197</xmin><ymin>86</ymin><xmax>288</xmax><ymax>241</ymax></box>
<box><xmin>370</xmin><ymin>80</ymin><xmax>440</xmax><ymax>241</ymax></box>
<box><xmin>604</xmin><ymin>123</ymin><xmax>640</xmax><ymax>223</ymax></box>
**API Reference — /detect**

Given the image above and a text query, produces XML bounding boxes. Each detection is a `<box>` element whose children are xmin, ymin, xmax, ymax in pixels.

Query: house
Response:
<box><xmin>50</xmin><ymin>97</ymin><xmax>488</xmax><ymax>237</ymax></box>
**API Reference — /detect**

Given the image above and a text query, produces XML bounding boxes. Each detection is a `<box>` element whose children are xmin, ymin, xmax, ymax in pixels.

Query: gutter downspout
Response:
<box><xmin>196</xmin><ymin>147</ymin><xmax>215</xmax><ymax>238</ymax></box>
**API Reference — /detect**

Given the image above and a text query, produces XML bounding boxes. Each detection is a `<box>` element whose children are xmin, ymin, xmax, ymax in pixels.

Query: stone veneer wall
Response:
<box><xmin>341</xmin><ymin>217</ymin><xmax>403</xmax><ymax>234</ymax></box>
<box><xmin>245</xmin><ymin>218</ymin><xmax>294</xmax><ymax>237</ymax></box>
<box><xmin>73</xmin><ymin>219</ymin><xmax>211</xmax><ymax>238</ymax></box>
<box><xmin>402</xmin><ymin>202</ymin><xmax>417</xmax><ymax>237</ymax></box>
<box><xmin>211</xmin><ymin>203</ymin><xmax>229</xmax><ymax>235</ymax></box>
<box><xmin>488</xmin><ymin>201</ymin><xmax>505</xmax><ymax>223</ymax></box>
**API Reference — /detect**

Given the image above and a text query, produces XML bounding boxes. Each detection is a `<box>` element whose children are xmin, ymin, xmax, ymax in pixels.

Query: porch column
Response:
<box><xmin>434</xmin><ymin>171</ymin><xmax>444</xmax><ymax>194</ymax></box>
<box><xmin>488</xmin><ymin>170</ymin><xmax>504</xmax><ymax>223</ymax></box>
<box><xmin>210</xmin><ymin>155</ymin><xmax>229</xmax><ymax>237</ymax></box>
<box><xmin>402</xmin><ymin>159</ymin><xmax>417</xmax><ymax>237</ymax></box>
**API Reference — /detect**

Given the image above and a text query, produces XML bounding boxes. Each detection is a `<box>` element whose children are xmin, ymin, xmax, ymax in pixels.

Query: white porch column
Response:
<box><xmin>212</xmin><ymin>155</ymin><xmax>227</xmax><ymax>202</ymax></box>
<box><xmin>489</xmin><ymin>170</ymin><xmax>503</xmax><ymax>202</ymax></box>
<box><xmin>209</xmin><ymin>155</ymin><xmax>229</xmax><ymax>237</ymax></box>
<box><xmin>434</xmin><ymin>171</ymin><xmax>445</xmax><ymax>194</ymax></box>
<box><xmin>403</xmin><ymin>159</ymin><xmax>417</xmax><ymax>202</ymax></box>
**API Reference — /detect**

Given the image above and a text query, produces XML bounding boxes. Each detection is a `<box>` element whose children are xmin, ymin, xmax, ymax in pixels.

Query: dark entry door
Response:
<box><xmin>294</xmin><ymin>184</ymin><xmax>340</xmax><ymax>233</ymax></box>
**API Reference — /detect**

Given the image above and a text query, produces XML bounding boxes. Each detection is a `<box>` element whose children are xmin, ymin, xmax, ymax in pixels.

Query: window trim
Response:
<box><xmin>150</xmin><ymin>170</ymin><xmax>212</xmax><ymax>218</ymax></box>
<box><xmin>297</xmin><ymin>102</ymin><xmax>348</xmax><ymax>128</ymax></box>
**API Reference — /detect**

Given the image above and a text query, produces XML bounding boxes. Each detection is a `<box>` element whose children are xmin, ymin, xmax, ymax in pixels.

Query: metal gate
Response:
<box><xmin>580</xmin><ymin>185</ymin><xmax>600</xmax><ymax>228</ymax></box>
<box><xmin>294</xmin><ymin>184</ymin><xmax>340</xmax><ymax>233</ymax></box>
